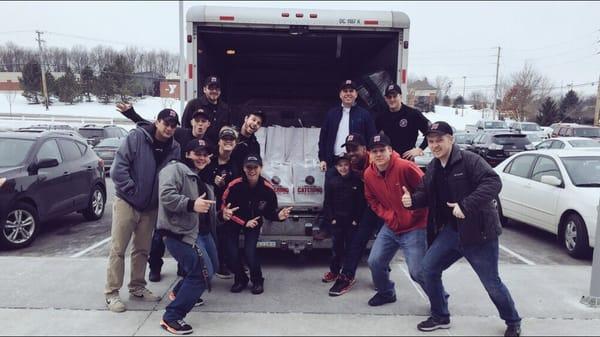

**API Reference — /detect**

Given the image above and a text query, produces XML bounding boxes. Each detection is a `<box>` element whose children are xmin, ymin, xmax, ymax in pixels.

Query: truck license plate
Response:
<box><xmin>256</xmin><ymin>241</ymin><xmax>277</xmax><ymax>248</ymax></box>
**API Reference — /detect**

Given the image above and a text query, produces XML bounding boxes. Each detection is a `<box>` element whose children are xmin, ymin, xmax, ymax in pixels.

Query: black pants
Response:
<box><xmin>148</xmin><ymin>230</ymin><xmax>184</xmax><ymax>275</ymax></box>
<box><xmin>330</xmin><ymin>218</ymin><xmax>358</xmax><ymax>274</ymax></box>
<box><xmin>340</xmin><ymin>207</ymin><xmax>384</xmax><ymax>278</ymax></box>
<box><xmin>224</xmin><ymin>224</ymin><xmax>262</xmax><ymax>284</ymax></box>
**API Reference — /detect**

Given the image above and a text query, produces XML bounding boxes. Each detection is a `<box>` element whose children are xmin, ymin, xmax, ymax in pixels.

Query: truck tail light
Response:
<box><xmin>219</xmin><ymin>16</ymin><xmax>235</xmax><ymax>21</ymax></box>
<box><xmin>187</xmin><ymin>35</ymin><xmax>192</xmax><ymax>43</ymax></box>
<box><xmin>296</xmin><ymin>13</ymin><xmax>304</xmax><ymax>18</ymax></box>
<box><xmin>364</xmin><ymin>20</ymin><xmax>379</xmax><ymax>25</ymax></box>
<box><xmin>282</xmin><ymin>13</ymin><xmax>290</xmax><ymax>17</ymax></box>
<box><xmin>309</xmin><ymin>13</ymin><xmax>317</xmax><ymax>19</ymax></box>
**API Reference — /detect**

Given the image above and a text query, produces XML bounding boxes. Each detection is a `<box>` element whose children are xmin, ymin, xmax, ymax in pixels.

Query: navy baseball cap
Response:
<box><xmin>339</xmin><ymin>79</ymin><xmax>358</xmax><ymax>91</ymax></box>
<box><xmin>243</xmin><ymin>154</ymin><xmax>263</xmax><ymax>167</ymax></box>
<box><xmin>157</xmin><ymin>109</ymin><xmax>180</xmax><ymax>126</ymax></box>
<box><xmin>334</xmin><ymin>153</ymin><xmax>352</xmax><ymax>165</ymax></box>
<box><xmin>204</xmin><ymin>76</ymin><xmax>221</xmax><ymax>88</ymax></box>
<box><xmin>341</xmin><ymin>133</ymin><xmax>367</xmax><ymax>149</ymax></box>
<box><xmin>369</xmin><ymin>133</ymin><xmax>392</xmax><ymax>150</ymax></box>
<box><xmin>185</xmin><ymin>138</ymin><xmax>212</xmax><ymax>155</ymax></box>
<box><xmin>192</xmin><ymin>108</ymin><xmax>211</xmax><ymax>121</ymax></box>
<box><xmin>219</xmin><ymin>127</ymin><xmax>237</xmax><ymax>140</ymax></box>
<box><xmin>425</xmin><ymin>121</ymin><xmax>454</xmax><ymax>136</ymax></box>
<box><xmin>384</xmin><ymin>83</ymin><xmax>402</xmax><ymax>96</ymax></box>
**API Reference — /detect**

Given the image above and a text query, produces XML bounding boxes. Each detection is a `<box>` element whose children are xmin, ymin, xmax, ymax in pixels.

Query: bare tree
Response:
<box><xmin>4</xmin><ymin>90</ymin><xmax>18</xmax><ymax>115</ymax></box>
<box><xmin>469</xmin><ymin>91</ymin><xmax>488</xmax><ymax>110</ymax></box>
<box><xmin>501</xmin><ymin>63</ymin><xmax>551</xmax><ymax>121</ymax></box>
<box><xmin>70</xmin><ymin>45</ymin><xmax>90</xmax><ymax>73</ymax></box>
<box><xmin>435</xmin><ymin>76</ymin><xmax>453</xmax><ymax>101</ymax></box>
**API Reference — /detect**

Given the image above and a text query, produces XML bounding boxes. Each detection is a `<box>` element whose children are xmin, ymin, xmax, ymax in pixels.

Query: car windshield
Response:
<box><xmin>521</xmin><ymin>123</ymin><xmax>541</xmax><ymax>131</ymax></box>
<box><xmin>96</xmin><ymin>138</ymin><xmax>122</xmax><ymax>147</ymax></box>
<box><xmin>573</xmin><ymin>128</ymin><xmax>600</xmax><ymax>138</ymax></box>
<box><xmin>568</xmin><ymin>139</ymin><xmax>600</xmax><ymax>148</ymax></box>
<box><xmin>455</xmin><ymin>133</ymin><xmax>475</xmax><ymax>144</ymax></box>
<box><xmin>485</xmin><ymin>121</ymin><xmax>507</xmax><ymax>129</ymax></box>
<box><xmin>561</xmin><ymin>157</ymin><xmax>600</xmax><ymax>187</ymax></box>
<box><xmin>526</xmin><ymin>134</ymin><xmax>541</xmax><ymax>142</ymax></box>
<box><xmin>492</xmin><ymin>135</ymin><xmax>530</xmax><ymax>145</ymax></box>
<box><xmin>0</xmin><ymin>138</ymin><xmax>35</xmax><ymax>167</ymax></box>
<box><xmin>78</xmin><ymin>129</ymin><xmax>104</xmax><ymax>138</ymax></box>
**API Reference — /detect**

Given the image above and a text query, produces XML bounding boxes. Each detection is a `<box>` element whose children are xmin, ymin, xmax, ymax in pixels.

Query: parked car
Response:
<box><xmin>494</xmin><ymin>149</ymin><xmax>599</xmax><ymax>258</ymax></box>
<box><xmin>474</xmin><ymin>119</ymin><xmax>510</xmax><ymax>133</ymax></box>
<box><xmin>536</xmin><ymin>137</ymin><xmax>600</xmax><ymax>150</ymax></box>
<box><xmin>93</xmin><ymin>137</ymin><xmax>124</xmax><ymax>174</ymax></box>
<box><xmin>78</xmin><ymin>124</ymin><xmax>128</xmax><ymax>146</ymax></box>
<box><xmin>551</xmin><ymin>124</ymin><xmax>600</xmax><ymax>139</ymax></box>
<box><xmin>454</xmin><ymin>132</ymin><xmax>476</xmax><ymax>150</ymax></box>
<box><xmin>525</xmin><ymin>133</ymin><xmax>543</xmax><ymax>146</ymax></box>
<box><xmin>0</xmin><ymin>131</ymin><xmax>106</xmax><ymax>249</ymax></box>
<box><xmin>467</xmin><ymin>132</ymin><xmax>534</xmax><ymax>167</ymax></box>
<box><xmin>508</xmin><ymin>121</ymin><xmax>547</xmax><ymax>140</ymax></box>
<box><xmin>414</xmin><ymin>136</ymin><xmax>434</xmax><ymax>171</ymax></box>
<box><xmin>18</xmin><ymin>124</ymin><xmax>79</xmax><ymax>134</ymax></box>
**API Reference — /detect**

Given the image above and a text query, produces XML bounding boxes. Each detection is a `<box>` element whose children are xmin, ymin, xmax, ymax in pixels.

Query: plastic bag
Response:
<box><xmin>292</xmin><ymin>162</ymin><xmax>325</xmax><ymax>206</ymax></box>
<box><xmin>262</xmin><ymin>161</ymin><xmax>294</xmax><ymax>206</ymax></box>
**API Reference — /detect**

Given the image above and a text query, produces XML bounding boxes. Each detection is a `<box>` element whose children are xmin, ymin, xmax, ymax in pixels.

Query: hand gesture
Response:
<box><xmin>447</xmin><ymin>202</ymin><xmax>465</xmax><ymax>219</ymax></box>
<box><xmin>193</xmin><ymin>193</ymin><xmax>216</xmax><ymax>213</ymax></box>
<box><xmin>222</xmin><ymin>203</ymin><xmax>239</xmax><ymax>221</ymax></box>
<box><xmin>214</xmin><ymin>174</ymin><xmax>226</xmax><ymax>187</ymax></box>
<box><xmin>402</xmin><ymin>148</ymin><xmax>424</xmax><ymax>161</ymax></box>
<box><xmin>246</xmin><ymin>216</ymin><xmax>261</xmax><ymax>228</ymax></box>
<box><xmin>401</xmin><ymin>186</ymin><xmax>412</xmax><ymax>208</ymax></box>
<box><xmin>116</xmin><ymin>102</ymin><xmax>132</xmax><ymax>114</ymax></box>
<box><xmin>319</xmin><ymin>161</ymin><xmax>327</xmax><ymax>172</ymax></box>
<box><xmin>278</xmin><ymin>207</ymin><xmax>293</xmax><ymax>221</ymax></box>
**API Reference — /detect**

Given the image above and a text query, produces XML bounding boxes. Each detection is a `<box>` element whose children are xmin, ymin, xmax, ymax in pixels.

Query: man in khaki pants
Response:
<box><xmin>104</xmin><ymin>109</ymin><xmax>181</xmax><ymax>312</ymax></box>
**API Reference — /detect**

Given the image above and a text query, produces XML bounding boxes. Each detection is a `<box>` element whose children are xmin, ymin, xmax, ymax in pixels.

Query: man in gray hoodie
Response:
<box><xmin>104</xmin><ymin>109</ymin><xmax>181</xmax><ymax>313</ymax></box>
<box><xmin>157</xmin><ymin>138</ymin><xmax>218</xmax><ymax>335</ymax></box>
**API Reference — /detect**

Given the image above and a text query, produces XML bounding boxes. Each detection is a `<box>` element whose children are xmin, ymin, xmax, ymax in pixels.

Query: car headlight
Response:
<box><xmin>0</xmin><ymin>177</ymin><xmax>5</xmax><ymax>188</ymax></box>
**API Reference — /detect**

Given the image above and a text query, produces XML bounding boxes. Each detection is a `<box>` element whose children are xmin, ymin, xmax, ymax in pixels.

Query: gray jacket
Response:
<box><xmin>110</xmin><ymin>123</ymin><xmax>180</xmax><ymax>211</ymax></box>
<box><xmin>157</xmin><ymin>160</ymin><xmax>218</xmax><ymax>246</ymax></box>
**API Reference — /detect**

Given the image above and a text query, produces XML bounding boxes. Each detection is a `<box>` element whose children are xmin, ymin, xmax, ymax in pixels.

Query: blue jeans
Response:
<box><xmin>422</xmin><ymin>225</ymin><xmax>521</xmax><ymax>327</ymax></box>
<box><xmin>368</xmin><ymin>225</ymin><xmax>428</xmax><ymax>297</ymax></box>
<box><xmin>225</xmin><ymin>224</ymin><xmax>262</xmax><ymax>283</ymax></box>
<box><xmin>341</xmin><ymin>207</ymin><xmax>384</xmax><ymax>278</ymax></box>
<box><xmin>163</xmin><ymin>237</ymin><xmax>213</xmax><ymax>322</ymax></box>
<box><xmin>171</xmin><ymin>233</ymin><xmax>218</xmax><ymax>296</ymax></box>
<box><xmin>149</xmin><ymin>230</ymin><xmax>184</xmax><ymax>275</ymax></box>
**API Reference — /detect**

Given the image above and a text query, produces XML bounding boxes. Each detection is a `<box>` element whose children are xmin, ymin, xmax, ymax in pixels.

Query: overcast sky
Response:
<box><xmin>1</xmin><ymin>1</ymin><xmax>599</xmax><ymax>97</ymax></box>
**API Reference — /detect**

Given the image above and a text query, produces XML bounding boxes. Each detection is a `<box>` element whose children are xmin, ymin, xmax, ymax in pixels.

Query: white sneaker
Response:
<box><xmin>129</xmin><ymin>288</ymin><xmax>161</xmax><ymax>302</ymax></box>
<box><xmin>106</xmin><ymin>294</ymin><xmax>126</xmax><ymax>313</ymax></box>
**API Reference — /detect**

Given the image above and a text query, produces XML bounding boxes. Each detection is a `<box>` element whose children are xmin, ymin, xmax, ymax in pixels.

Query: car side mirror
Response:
<box><xmin>28</xmin><ymin>158</ymin><xmax>60</xmax><ymax>174</ymax></box>
<box><xmin>478</xmin><ymin>126</ymin><xmax>484</xmax><ymax>130</ymax></box>
<box><xmin>540</xmin><ymin>175</ymin><xmax>562</xmax><ymax>187</ymax></box>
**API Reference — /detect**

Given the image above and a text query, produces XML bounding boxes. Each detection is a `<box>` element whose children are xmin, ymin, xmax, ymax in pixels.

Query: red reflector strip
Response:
<box><xmin>282</xmin><ymin>13</ymin><xmax>290</xmax><ymax>17</ymax></box>
<box><xmin>364</xmin><ymin>20</ymin><xmax>379</xmax><ymax>25</ymax></box>
<box><xmin>296</xmin><ymin>13</ymin><xmax>304</xmax><ymax>18</ymax></box>
<box><xmin>402</xmin><ymin>69</ymin><xmax>407</xmax><ymax>84</ymax></box>
<box><xmin>309</xmin><ymin>13</ymin><xmax>317</xmax><ymax>18</ymax></box>
<box><xmin>219</xmin><ymin>16</ymin><xmax>234</xmax><ymax>21</ymax></box>
<box><xmin>188</xmin><ymin>64</ymin><xmax>193</xmax><ymax>79</ymax></box>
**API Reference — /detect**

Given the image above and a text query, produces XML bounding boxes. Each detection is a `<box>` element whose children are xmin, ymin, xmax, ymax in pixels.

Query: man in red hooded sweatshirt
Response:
<box><xmin>363</xmin><ymin>132</ymin><xmax>429</xmax><ymax>307</ymax></box>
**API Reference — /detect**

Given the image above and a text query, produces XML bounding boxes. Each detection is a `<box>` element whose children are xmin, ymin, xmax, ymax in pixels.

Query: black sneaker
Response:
<box><xmin>149</xmin><ymin>269</ymin><xmax>161</xmax><ymax>282</ymax></box>
<box><xmin>329</xmin><ymin>275</ymin><xmax>356</xmax><ymax>297</ymax></box>
<box><xmin>160</xmin><ymin>319</ymin><xmax>193</xmax><ymax>335</ymax></box>
<box><xmin>251</xmin><ymin>283</ymin><xmax>264</xmax><ymax>295</ymax></box>
<box><xmin>368</xmin><ymin>293</ymin><xmax>397</xmax><ymax>307</ymax></box>
<box><xmin>504</xmin><ymin>325</ymin><xmax>521</xmax><ymax>337</ymax></box>
<box><xmin>231</xmin><ymin>281</ymin><xmax>248</xmax><ymax>293</ymax></box>
<box><xmin>417</xmin><ymin>316</ymin><xmax>451</xmax><ymax>332</ymax></box>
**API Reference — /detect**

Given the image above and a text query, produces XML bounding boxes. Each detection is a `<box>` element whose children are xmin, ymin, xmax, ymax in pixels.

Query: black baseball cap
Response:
<box><xmin>339</xmin><ymin>79</ymin><xmax>358</xmax><ymax>91</ymax></box>
<box><xmin>334</xmin><ymin>153</ymin><xmax>352</xmax><ymax>165</ymax></box>
<box><xmin>204</xmin><ymin>76</ymin><xmax>221</xmax><ymax>88</ymax></box>
<box><xmin>341</xmin><ymin>133</ymin><xmax>367</xmax><ymax>149</ymax></box>
<box><xmin>192</xmin><ymin>108</ymin><xmax>211</xmax><ymax>121</ymax></box>
<box><xmin>384</xmin><ymin>83</ymin><xmax>402</xmax><ymax>96</ymax></box>
<box><xmin>157</xmin><ymin>109</ymin><xmax>180</xmax><ymax>126</ymax></box>
<box><xmin>185</xmin><ymin>138</ymin><xmax>213</xmax><ymax>155</ymax></box>
<box><xmin>425</xmin><ymin>121</ymin><xmax>454</xmax><ymax>137</ymax></box>
<box><xmin>243</xmin><ymin>154</ymin><xmax>263</xmax><ymax>167</ymax></box>
<box><xmin>219</xmin><ymin>127</ymin><xmax>237</xmax><ymax>140</ymax></box>
<box><xmin>369</xmin><ymin>133</ymin><xmax>392</xmax><ymax>150</ymax></box>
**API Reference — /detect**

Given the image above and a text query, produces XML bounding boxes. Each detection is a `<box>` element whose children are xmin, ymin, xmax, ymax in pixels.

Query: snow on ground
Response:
<box><xmin>0</xmin><ymin>91</ymin><xmax>490</xmax><ymax>132</ymax></box>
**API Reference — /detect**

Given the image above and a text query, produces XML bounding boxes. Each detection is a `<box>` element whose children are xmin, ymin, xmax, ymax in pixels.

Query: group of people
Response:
<box><xmin>101</xmin><ymin>76</ymin><xmax>521</xmax><ymax>337</ymax></box>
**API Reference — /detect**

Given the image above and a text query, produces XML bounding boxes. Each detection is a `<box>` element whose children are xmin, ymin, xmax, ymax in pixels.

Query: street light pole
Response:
<box><xmin>581</xmin><ymin>196</ymin><xmax>600</xmax><ymax>307</ymax></box>
<box><xmin>179</xmin><ymin>1</ymin><xmax>185</xmax><ymax>115</ymax></box>
<box><xmin>462</xmin><ymin>76</ymin><xmax>466</xmax><ymax>117</ymax></box>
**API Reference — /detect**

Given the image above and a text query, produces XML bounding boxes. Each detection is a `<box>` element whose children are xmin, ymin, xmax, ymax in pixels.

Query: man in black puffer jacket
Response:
<box><xmin>402</xmin><ymin>121</ymin><xmax>521</xmax><ymax>337</ymax></box>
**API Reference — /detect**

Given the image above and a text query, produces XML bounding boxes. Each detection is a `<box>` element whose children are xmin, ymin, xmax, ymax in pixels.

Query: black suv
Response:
<box><xmin>467</xmin><ymin>132</ymin><xmax>535</xmax><ymax>167</ymax></box>
<box><xmin>0</xmin><ymin>131</ymin><xmax>107</xmax><ymax>249</ymax></box>
<box><xmin>78</xmin><ymin>124</ymin><xmax>128</xmax><ymax>146</ymax></box>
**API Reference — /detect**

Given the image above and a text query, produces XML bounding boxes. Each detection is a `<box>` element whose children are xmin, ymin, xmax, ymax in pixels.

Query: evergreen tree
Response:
<box><xmin>56</xmin><ymin>67</ymin><xmax>80</xmax><ymax>104</ymax></box>
<box><xmin>93</xmin><ymin>67</ymin><xmax>116</xmax><ymax>104</ymax></box>
<box><xmin>536</xmin><ymin>97</ymin><xmax>559</xmax><ymax>126</ymax></box>
<box><xmin>442</xmin><ymin>95</ymin><xmax>451</xmax><ymax>106</ymax></box>
<box><xmin>80</xmin><ymin>66</ymin><xmax>95</xmax><ymax>102</ymax></box>
<box><xmin>453</xmin><ymin>96</ymin><xmax>464</xmax><ymax>108</ymax></box>
<box><xmin>559</xmin><ymin>90</ymin><xmax>580</xmax><ymax>122</ymax></box>
<box><xmin>44</xmin><ymin>71</ymin><xmax>57</xmax><ymax>105</ymax></box>
<box><xmin>19</xmin><ymin>60</ymin><xmax>42</xmax><ymax>103</ymax></box>
<box><xmin>110</xmin><ymin>55</ymin><xmax>134</xmax><ymax>101</ymax></box>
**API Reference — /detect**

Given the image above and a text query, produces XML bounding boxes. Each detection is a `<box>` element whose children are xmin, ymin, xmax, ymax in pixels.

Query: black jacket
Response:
<box><xmin>411</xmin><ymin>145</ymin><xmax>503</xmax><ymax>246</ymax></box>
<box><xmin>323</xmin><ymin>172</ymin><xmax>365</xmax><ymax>224</ymax></box>
<box><xmin>230</xmin><ymin>133</ymin><xmax>261</xmax><ymax>174</ymax></box>
<box><xmin>181</xmin><ymin>95</ymin><xmax>232</xmax><ymax>145</ymax></box>
<box><xmin>221</xmin><ymin>176</ymin><xmax>281</xmax><ymax>229</ymax></box>
<box><xmin>202</xmin><ymin>156</ymin><xmax>240</xmax><ymax>209</ymax></box>
<box><xmin>376</xmin><ymin>104</ymin><xmax>430</xmax><ymax>155</ymax></box>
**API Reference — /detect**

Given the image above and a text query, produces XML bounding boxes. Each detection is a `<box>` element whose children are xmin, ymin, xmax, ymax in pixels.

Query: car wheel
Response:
<box><xmin>561</xmin><ymin>213</ymin><xmax>591</xmax><ymax>259</ymax></box>
<box><xmin>492</xmin><ymin>197</ymin><xmax>509</xmax><ymax>227</ymax></box>
<box><xmin>82</xmin><ymin>185</ymin><xmax>106</xmax><ymax>221</ymax></box>
<box><xmin>0</xmin><ymin>202</ymin><xmax>39</xmax><ymax>249</ymax></box>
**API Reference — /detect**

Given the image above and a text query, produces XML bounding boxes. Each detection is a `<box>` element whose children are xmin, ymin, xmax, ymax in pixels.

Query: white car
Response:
<box><xmin>536</xmin><ymin>137</ymin><xmax>600</xmax><ymax>150</ymax></box>
<box><xmin>494</xmin><ymin>149</ymin><xmax>599</xmax><ymax>258</ymax></box>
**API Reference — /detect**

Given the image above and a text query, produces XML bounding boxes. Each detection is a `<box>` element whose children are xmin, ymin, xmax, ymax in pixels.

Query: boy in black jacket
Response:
<box><xmin>321</xmin><ymin>154</ymin><xmax>366</xmax><ymax>283</ymax></box>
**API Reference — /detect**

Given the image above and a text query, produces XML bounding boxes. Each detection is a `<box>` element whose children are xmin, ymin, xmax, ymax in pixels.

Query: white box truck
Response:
<box><xmin>185</xmin><ymin>5</ymin><xmax>410</xmax><ymax>253</ymax></box>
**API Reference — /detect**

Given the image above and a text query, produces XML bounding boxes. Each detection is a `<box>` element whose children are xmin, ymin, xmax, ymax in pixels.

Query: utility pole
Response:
<box><xmin>35</xmin><ymin>30</ymin><xmax>49</xmax><ymax>111</ymax></box>
<box><xmin>179</xmin><ymin>1</ymin><xmax>185</xmax><ymax>115</ymax></box>
<box><xmin>492</xmin><ymin>46</ymin><xmax>501</xmax><ymax>120</ymax></box>
<box><xmin>462</xmin><ymin>76</ymin><xmax>466</xmax><ymax>117</ymax></box>
<box><xmin>594</xmin><ymin>76</ymin><xmax>600</xmax><ymax>127</ymax></box>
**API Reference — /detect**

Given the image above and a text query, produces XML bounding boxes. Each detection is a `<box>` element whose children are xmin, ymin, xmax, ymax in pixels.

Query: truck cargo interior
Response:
<box><xmin>196</xmin><ymin>27</ymin><xmax>400</xmax><ymax>127</ymax></box>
